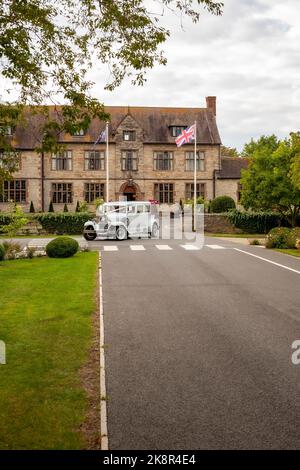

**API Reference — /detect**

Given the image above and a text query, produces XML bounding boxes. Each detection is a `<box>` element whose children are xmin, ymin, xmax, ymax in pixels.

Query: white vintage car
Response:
<box><xmin>83</xmin><ymin>201</ymin><xmax>160</xmax><ymax>241</ymax></box>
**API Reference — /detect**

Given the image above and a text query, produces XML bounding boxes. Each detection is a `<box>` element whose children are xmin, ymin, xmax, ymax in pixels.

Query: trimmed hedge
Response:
<box><xmin>46</xmin><ymin>237</ymin><xmax>79</xmax><ymax>258</ymax></box>
<box><xmin>209</xmin><ymin>196</ymin><xmax>236</xmax><ymax>213</ymax></box>
<box><xmin>227</xmin><ymin>210</ymin><xmax>286</xmax><ymax>234</ymax></box>
<box><xmin>35</xmin><ymin>213</ymin><xmax>92</xmax><ymax>235</ymax></box>
<box><xmin>0</xmin><ymin>244</ymin><xmax>5</xmax><ymax>261</ymax></box>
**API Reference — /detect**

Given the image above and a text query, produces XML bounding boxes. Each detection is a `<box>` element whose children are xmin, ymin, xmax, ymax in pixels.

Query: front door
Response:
<box><xmin>123</xmin><ymin>192</ymin><xmax>135</xmax><ymax>201</ymax></box>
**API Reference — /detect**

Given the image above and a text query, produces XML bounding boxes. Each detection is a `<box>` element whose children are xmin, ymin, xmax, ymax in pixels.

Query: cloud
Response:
<box><xmin>1</xmin><ymin>0</ymin><xmax>299</xmax><ymax>150</ymax></box>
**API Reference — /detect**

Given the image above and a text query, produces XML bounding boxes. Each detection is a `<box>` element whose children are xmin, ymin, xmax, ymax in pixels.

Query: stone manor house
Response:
<box><xmin>0</xmin><ymin>97</ymin><xmax>247</xmax><ymax>212</ymax></box>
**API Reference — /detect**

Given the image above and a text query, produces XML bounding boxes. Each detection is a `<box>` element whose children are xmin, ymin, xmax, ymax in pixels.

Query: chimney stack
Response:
<box><xmin>206</xmin><ymin>96</ymin><xmax>216</xmax><ymax>116</ymax></box>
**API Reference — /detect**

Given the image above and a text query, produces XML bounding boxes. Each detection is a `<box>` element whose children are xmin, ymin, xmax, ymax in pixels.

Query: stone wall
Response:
<box><xmin>204</xmin><ymin>213</ymin><xmax>243</xmax><ymax>234</ymax></box>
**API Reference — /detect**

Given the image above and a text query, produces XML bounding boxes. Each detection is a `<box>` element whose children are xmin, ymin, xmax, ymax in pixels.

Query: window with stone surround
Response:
<box><xmin>52</xmin><ymin>150</ymin><xmax>72</xmax><ymax>171</ymax></box>
<box><xmin>185</xmin><ymin>151</ymin><xmax>205</xmax><ymax>171</ymax></box>
<box><xmin>123</xmin><ymin>130</ymin><xmax>136</xmax><ymax>141</ymax></box>
<box><xmin>153</xmin><ymin>151</ymin><xmax>173</xmax><ymax>171</ymax></box>
<box><xmin>0</xmin><ymin>179</ymin><xmax>27</xmax><ymax>203</ymax></box>
<box><xmin>84</xmin><ymin>183</ymin><xmax>105</xmax><ymax>203</ymax></box>
<box><xmin>169</xmin><ymin>126</ymin><xmax>186</xmax><ymax>137</ymax></box>
<box><xmin>185</xmin><ymin>183</ymin><xmax>206</xmax><ymax>199</ymax></box>
<box><xmin>121</xmin><ymin>150</ymin><xmax>138</xmax><ymax>171</ymax></box>
<box><xmin>51</xmin><ymin>183</ymin><xmax>73</xmax><ymax>203</ymax></box>
<box><xmin>85</xmin><ymin>150</ymin><xmax>105</xmax><ymax>171</ymax></box>
<box><xmin>154</xmin><ymin>183</ymin><xmax>174</xmax><ymax>204</ymax></box>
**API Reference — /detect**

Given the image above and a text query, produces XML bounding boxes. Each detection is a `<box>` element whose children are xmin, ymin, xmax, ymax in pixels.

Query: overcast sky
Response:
<box><xmin>88</xmin><ymin>0</ymin><xmax>300</xmax><ymax>150</ymax></box>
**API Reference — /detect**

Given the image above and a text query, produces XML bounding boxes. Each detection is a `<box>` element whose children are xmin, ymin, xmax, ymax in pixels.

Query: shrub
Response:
<box><xmin>249</xmin><ymin>239</ymin><xmax>260</xmax><ymax>246</ymax></box>
<box><xmin>29</xmin><ymin>201</ymin><xmax>35</xmax><ymax>213</ymax></box>
<box><xmin>2</xmin><ymin>241</ymin><xmax>22</xmax><ymax>259</ymax></box>
<box><xmin>63</xmin><ymin>204</ymin><xmax>68</xmax><ymax>213</ymax></box>
<box><xmin>210</xmin><ymin>196</ymin><xmax>236</xmax><ymax>213</ymax></box>
<box><xmin>35</xmin><ymin>213</ymin><xmax>92</xmax><ymax>234</ymax></box>
<box><xmin>287</xmin><ymin>227</ymin><xmax>300</xmax><ymax>249</ymax></box>
<box><xmin>0</xmin><ymin>244</ymin><xmax>5</xmax><ymax>261</ymax></box>
<box><xmin>46</xmin><ymin>237</ymin><xmax>79</xmax><ymax>258</ymax></box>
<box><xmin>75</xmin><ymin>201</ymin><xmax>80</xmax><ymax>212</ymax></box>
<box><xmin>48</xmin><ymin>201</ymin><xmax>54</xmax><ymax>212</ymax></box>
<box><xmin>266</xmin><ymin>227</ymin><xmax>295</xmax><ymax>249</ymax></box>
<box><xmin>227</xmin><ymin>210</ymin><xmax>285</xmax><ymax>234</ymax></box>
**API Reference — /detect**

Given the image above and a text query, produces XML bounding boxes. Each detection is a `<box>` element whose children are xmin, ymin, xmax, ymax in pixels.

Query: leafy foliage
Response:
<box><xmin>221</xmin><ymin>145</ymin><xmax>240</xmax><ymax>158</ymax></box>
<box><xmin>227</xmin><ymin>210</ymin><xmax>285</xmax><ymax>234</ymax></box>
<box><xmin>209</xmin><ymin>196</ymin><xmax>236</xmax><ymax>213</ymax></box>
<box><xmin>0</xmin><ymin>204</ymin><xmax>28</xmax><ymax>236</ymax></box>
<box><xmin>241</xmin><ymin>135</ymin><xmax>280</xmax><ymax>158</ymax></box>
<box><xmin>240</xmin><ymin>133</ymin><xmax>300</xmax><ymax>226</ymax></box>
<box><xmin>35</xmin><ymin>213</ymin><xmax>92</xmax><ymax>234</ymax></box>
<box><xmin>265</xmin><ymin>227</ymin><xmax>300</xmax><ymax>249</ymax></box>
<box><xmin>46</xmin><ymin>236</ymin><xmax>79</xmax><ymax>258</ymax></box>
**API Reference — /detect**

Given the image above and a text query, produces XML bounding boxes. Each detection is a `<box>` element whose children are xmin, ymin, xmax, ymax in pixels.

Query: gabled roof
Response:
<box><xmin>218</xmin><ymin>157</ymin><xmax>249</xmax><ymax>179</ymax></box>
<box><xmin>13</xmin><ymin>105</ymin><xmax>221</xmax><ymax>149</ymax></box>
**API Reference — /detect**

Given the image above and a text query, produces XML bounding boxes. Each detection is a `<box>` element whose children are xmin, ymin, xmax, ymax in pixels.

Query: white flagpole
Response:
<box><xmin>193</xmin><ymin>120</ymin><xmax>197</xmax><ymax>231</ymax></box>
<box><xmin>105</xmin><ymin>121</ymin><xmax>109</xmax><ymax>202</ymax></box>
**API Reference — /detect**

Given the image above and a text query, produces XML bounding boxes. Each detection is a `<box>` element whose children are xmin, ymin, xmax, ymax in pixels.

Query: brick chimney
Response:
<box><xmin>206</xmin><ymin>96</ymin><xmax>216</xmax><ymax>116</ymax></box>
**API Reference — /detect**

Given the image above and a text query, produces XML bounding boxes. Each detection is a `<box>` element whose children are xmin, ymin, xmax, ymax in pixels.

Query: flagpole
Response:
<box><xmin>105</xmin><ymin>121</ymin><xmax>109</xmax><ymax>202</ymax></box>
<box><xmin>193</xmin><ymin>120</ymin><xmax>197</xmax><ymax>231</ymax></box>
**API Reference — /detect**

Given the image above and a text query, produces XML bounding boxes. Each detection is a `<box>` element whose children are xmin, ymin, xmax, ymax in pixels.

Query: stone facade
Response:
<box><xmin>0</xmin><ymin>98</ymin><xmax>248</xmax><ymax>212</ymax></box>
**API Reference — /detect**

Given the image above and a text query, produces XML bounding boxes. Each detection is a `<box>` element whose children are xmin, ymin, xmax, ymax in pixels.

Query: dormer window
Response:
<box><xmin>169</xmin><ymin>126</ymin><xmax>186</xmax><ymax>137</ymax></box>
<box><xmin>123</xmin><ymin>130</ymin><xmax>136</xmax><ymax>141</ymax></box>
<box><xmin>72</xmin><ymin>128</ymin><xmax>85</xmax><ymax>136</ymax></box>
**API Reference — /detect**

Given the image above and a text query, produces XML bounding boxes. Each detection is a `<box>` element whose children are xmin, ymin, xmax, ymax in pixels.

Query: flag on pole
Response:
<box><xmin>175</xmin><ymin>124</ymin><xmax>196</xmax><ymax>147</ymax></box>
<box><xmin>94</xmin><ymin>128</ymin><xmax>106</xmax><ymax>145</ymax></box>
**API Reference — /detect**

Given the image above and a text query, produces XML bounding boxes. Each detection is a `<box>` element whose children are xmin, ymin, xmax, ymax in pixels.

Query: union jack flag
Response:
<box><xmin>175</xmin><ymin>124</ymin><xmax>196</xmax><ymax>147</ymax></box>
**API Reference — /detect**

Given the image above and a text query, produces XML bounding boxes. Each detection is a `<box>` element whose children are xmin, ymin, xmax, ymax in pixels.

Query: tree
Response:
<box><xmin>0</xmin><ymin>204</ymin><xmax>28</xmax><ymax>237</ymax></box>
<box><xmin>290</xmin><ymin>154</ymin><xmax>300</xmax><ymax>189</ymax></box>
<box><xmin>221</xmin><ymin>145</ymin><xmax>240</xmax><ymax>158</ymax></box>
<box><xmin>240</xmin><ymin>133</ymin><xmax>300</xmax><ymax>226</ymax></box>
<box><xmin>241</xmin><ymin>135</ymin><xmax>280</xmax><ymax>158</ymax></box>
<box><xmin>0</xmin><ymin>0</ymin><xmax>223</xmax><ymax>183</ymax></box>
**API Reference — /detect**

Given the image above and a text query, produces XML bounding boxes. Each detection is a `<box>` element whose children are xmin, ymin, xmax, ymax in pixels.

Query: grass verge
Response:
<box><xmin>0</xmin><ymin>252</ymin><xmax>98</xmax><ymax>450</ymax></box>
<box><xmin>205</xmin><ymin>233</ymin><xmax>266</xmax><ymax>238</ymax></box>
<box><xmin>275</xmin><ymin>249</ymin><xmax>300</xmax><ymax>258</ymax></box>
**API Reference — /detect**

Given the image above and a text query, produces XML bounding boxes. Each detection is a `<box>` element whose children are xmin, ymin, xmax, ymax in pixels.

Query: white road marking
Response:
<box><xmin>130</xmin><ymin>245</ymin><xmax>145</xmax><ymax>251</ymax></box>
<box><xmin>99</xmin><ymin>253</ymin><xmax>108</xmax><ymax>450</ymax></box>
<box><xmin>234</xmin><ymin>248</ymin><xmax>300</xmax><ymax>275</ymax></box>
<box><xmin>180</xmin><ymin>244</ymin><xmax>200</xmax><ymax>250</ymax></box>
<box><xmin>206</xmin><ymin>244</ymin><xmax>226</xmax><ymax>250</ymax></box>
<box><xmin>155</xmin><ymin>245</ymin><xmax>173</xmax><ymax>250</ymax></box>
<box><xmin>103</xmin><ymin>245</ymin><xmax>118</xmax><ymax>251</ymax></box>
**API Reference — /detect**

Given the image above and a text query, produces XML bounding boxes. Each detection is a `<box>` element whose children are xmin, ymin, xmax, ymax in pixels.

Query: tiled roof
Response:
<box><xmin>218</xmin><ymin>157</ymin><xmax>249</xmax><ymax>179</ymax></box>
<box><xmin>13</xmin><ymin>105</ymin><xmax>221</xmax><ymax>149</ymax></box>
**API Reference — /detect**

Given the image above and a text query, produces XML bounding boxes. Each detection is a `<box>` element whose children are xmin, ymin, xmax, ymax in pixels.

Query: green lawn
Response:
<box><xmin>275</xmin><ymin>249</ymin><xmax>300</xmax><ymax>258</ymax></box>
<box><xmin>0</xmin><ymin>252</ymin><xmax>98</xmax><ymax>450</ymax></box>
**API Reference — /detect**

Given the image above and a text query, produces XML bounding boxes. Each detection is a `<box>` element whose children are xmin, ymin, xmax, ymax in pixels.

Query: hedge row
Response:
<box><xmin>0</xmin><ymin>213</ymin><xmax>93</xmax><ymax>234</ymax></box>
<box><xmin>35</xmin><ymin>213</ymin><xmax>93</xmax><ymax>234</ymax></box>
<box><xmin>226</xmin><ymin>210</ymin><xmax>288</xmax><ymax>234</ymax></box>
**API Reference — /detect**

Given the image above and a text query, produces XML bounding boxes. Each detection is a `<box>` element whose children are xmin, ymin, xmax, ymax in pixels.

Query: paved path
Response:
<box><xmin>101</xmin><ymin>235</ymin><xmax>300</xmax><ymax>449</ymax></box>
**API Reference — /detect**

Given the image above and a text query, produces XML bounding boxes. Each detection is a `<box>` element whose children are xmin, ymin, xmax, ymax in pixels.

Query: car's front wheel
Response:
<box><xmin>83</xmin><ymin>226</ymin><xmax>97</xmax><ymax>241</ymax></box>
<box><xmin>116</xmin><ymin>225</ymin><xmax>128</xmax><ymax>241</ymax></box>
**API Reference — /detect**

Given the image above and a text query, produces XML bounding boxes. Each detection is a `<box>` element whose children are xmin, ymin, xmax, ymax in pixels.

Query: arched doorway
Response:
<box><xmin>119</xmin><ymin>181</ymin><xmax>143</xmax><ymax>201</ymax></box>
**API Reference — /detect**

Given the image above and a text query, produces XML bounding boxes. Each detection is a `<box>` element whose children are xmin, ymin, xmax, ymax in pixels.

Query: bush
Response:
<box><xmin>29</xmin><ymin>201</ymin><xmax>35</xmax><ymax>213</ymax></box>
<box><xmin>287</xmin><ymin>227</ymin><xmax>300</xmax><ymax>248</ymax></box>
<box><xmin>0</xmin><ymin>214</ymin><xmax>12</xmax><ymax>232</ymax></box>
<box><xmin>35</xmin><ymin>213</ymin><xmax>92</xmax><ymax>234</ymax></box>
<box><xmin>46</xmin><ymin>237</ymin><xmax>79</xmax><ymax>258</ymax></box>
<box><xmin>266</xmin><ymin>227</ymin><xmax>295</xmax><ymax>249</ymax></box>
<box><xmin>48</xmin><ymin>201</ymin><xmax>54</xmax><ymax>212</ymax></box>
<box><xmin>0</xmin><ymin>244</ymin><xmax>5</xmax><ymax>261</ymax></box>
<box><xmin>227</xmin><ymin>210</ymin><xmax>285</xmax><ymax>234</ymax></box>
<box><xmin>2</xmin><ymin>241</ymin><xmax>22</xmax><ymax>259</ymax></box>
<box><xmin>209</xmin><ymin>196</ymin><xmax>236</xmax><ymax>213</ymax></box>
